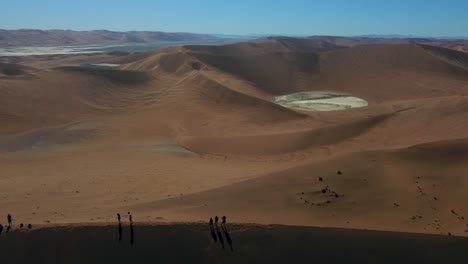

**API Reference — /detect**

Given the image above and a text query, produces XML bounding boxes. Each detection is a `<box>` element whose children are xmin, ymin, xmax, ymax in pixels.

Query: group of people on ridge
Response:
<box><xmin>0</xmin><ymin>214</ymin><xmax>32</xmax><ymax>235</ymax></box>
<box><xmin>117</xmin><ymin>212</ymin><xmax>133</xmax><ymax>223</ymax></box>
<box><xmin>209</xmin><ymin>215</ymin><xmax>227</xmax><ymax>228</ymax></box>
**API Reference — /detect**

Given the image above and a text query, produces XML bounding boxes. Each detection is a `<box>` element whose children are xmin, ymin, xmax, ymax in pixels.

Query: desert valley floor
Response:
<box><xmin>1</xmin><ymin>37</ymin><xmax>468</xmax><ymax>238</ymax></box>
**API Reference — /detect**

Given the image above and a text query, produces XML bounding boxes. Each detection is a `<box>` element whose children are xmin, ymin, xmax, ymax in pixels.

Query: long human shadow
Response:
<box><xmin>215</xmin><ymin>225</ymin><xmax>224</xmax><ymax>250</ymax></box>
<box><xmin>222</xmin><ymin>225</ymin><xmax>234</xmax><ymax>252</ymax></box>
<box><xmin>118</xmin><ymin>223</ymin><xmax>122</xmax><ymax>243</ymax></box>
<box><xmin>130</xmin><ymin>223</ymin><xmax>135</xmax><ymax>245</ymax></box>
<box><xmin>209</xmin><ymin>223</ymin><xmax>217</xmax><ymax>243</ymax></box>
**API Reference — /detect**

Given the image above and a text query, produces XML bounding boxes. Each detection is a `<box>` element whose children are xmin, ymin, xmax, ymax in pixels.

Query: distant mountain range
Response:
<box><xmin>262</xmin><ymin>36</ymin><xmax>468</xmax><ymax>53</ymax></box>
<box><xmin>1</xmin><ymin>29</ymin><xmax>467</xmax><ymax>53</ymax></box>
<box><xmin>0</xmin><ymin>29</ymin><xmax>222</xmax><ymax>47</ymax></box>
<box><xmin>355</xmin><ymin>34</ymin><xmax>468</xmax><ymax>40</ymax></box>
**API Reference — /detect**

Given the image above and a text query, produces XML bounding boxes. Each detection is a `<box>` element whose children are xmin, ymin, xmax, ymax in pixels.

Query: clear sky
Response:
<box><xmin>2</xmin><ymin>0</ymin><xmax>468</xmax><ymax>37</ymax></box>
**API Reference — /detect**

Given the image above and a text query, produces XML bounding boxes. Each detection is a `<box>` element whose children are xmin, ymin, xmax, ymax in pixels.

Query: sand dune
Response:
<box><xmin>1</xmin><ymin>38</ymin><xmax>468</xmax><ymax>240</ymax></box>
<box><xmin>136</xmin><ymin>139</ymin><xmax>468</xmax><ymax>236</ymax></box>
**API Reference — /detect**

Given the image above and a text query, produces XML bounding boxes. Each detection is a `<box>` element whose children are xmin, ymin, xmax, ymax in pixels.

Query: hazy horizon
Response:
<box><xmin>2</xmin><ymin>0</ymin><xmax>468</xmax><ymax>38</ymax></box>
<box><xmin>2</xmin><ymin>29</ymin><xmax>468</xmax><ymax>41</ymax></box>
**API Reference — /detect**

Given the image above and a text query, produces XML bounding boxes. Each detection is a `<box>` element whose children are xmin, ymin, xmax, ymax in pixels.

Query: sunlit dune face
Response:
<box><xmin>272</xmin><ymin>91</ymin><xmax>368</xmax><ymax>111</ymax></box>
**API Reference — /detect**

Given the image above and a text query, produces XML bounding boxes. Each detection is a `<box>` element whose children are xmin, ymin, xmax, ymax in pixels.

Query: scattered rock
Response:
<box><xmin>337</xmin><ymin>170</ymin><xmax>342</xmax><ymax>175</ymax></box>
<box><xmin>318</xmin><ymin>177</ymin><xmax>323</xmax><ymax>182</ymax></box>
<box><xmin>433</xmin><ymin>197</ymin><xmax>438</xmax><ymax>201</ymax></box>
<box><xmin>448</xmin><ymin>232</ymin><xmax>452</xmax><ymax>236</ymax></box>
<box><xmin>394</xmin><ymin>202</ymin><xmax>400</xmax><ymax>207</ymax></box>
<box><xmin>321</xmin><ymin>189</ymin><xmax>327</xmax><ymax>194</ymax></box>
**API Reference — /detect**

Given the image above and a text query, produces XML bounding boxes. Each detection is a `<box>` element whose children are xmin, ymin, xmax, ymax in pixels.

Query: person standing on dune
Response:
<box><xmin>117</xmin><ymin>213</ymin><xmax>121</xmax><ymax>223</ymax></box>
<box><xmin>215</xmin><ymin>216</ymin><xmax>219</xmax><ymax>226</ymax></box>
<box><xmin>128</xmin><ymin>212</ymin><xmax>133</xmax><ymax>223</ymax></box>
<box><xmin>7</xmin><ymin>214</ymin><xmax>12</xmax><ymax>228</ymax></box>
<box><xmin>222</xmin><ymin>216</ymin><xmax>227</xmax><ymax>228</ymax></box>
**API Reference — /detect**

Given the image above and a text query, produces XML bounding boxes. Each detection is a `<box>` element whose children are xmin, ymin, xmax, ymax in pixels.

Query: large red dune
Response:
<box><xmin>1</xmin><ymin>37</ymin><xmax>468</xmax><ymax>239</ymax></box>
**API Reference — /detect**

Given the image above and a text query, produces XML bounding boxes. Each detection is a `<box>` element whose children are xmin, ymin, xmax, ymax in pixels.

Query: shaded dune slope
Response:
<box><xmin>0</xmin><ymin>62</ymin><xmax>37</xmax><ymax>78</ymax></box>
<box><xmin>179</xmin><ymin>113</ymin><xmax>391</xmax><ymax>155</ymax></box>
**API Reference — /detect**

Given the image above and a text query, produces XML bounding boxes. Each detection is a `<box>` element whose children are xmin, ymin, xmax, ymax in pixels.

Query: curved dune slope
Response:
<box><xmin>138</xmin><ymin>139</ymin><xmax>468</xmax><ymax>236</ymax></box>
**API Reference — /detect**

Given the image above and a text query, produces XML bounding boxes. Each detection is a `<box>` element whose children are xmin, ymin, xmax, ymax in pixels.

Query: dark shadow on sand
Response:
<box><xmin>2</xmin><ymin>224</ymin><xmax>468</xmax><ymax>263</ymax></box>
<box><xmin>222</xmin><ymin>226</ymin><xmax>233</xmax><ymax>252</ymax></box>
<box><xmin>209</xmin><ymin>224</ymin><xmax>217</xmax><ymax>243</ymax></box>
<box><xmin>130</xmin><ymin>224</ymin><xmax>135</xmax><ymax>245</ymax></box>
<box><xmin>215</xmin><ymin>225</ymin><xmax>224</xmax><ymax>250</ymax></box>
<box><xmin>118</xmin><ymin>223</ymin><xmax>122</xmax><ymax>243</ymax></box>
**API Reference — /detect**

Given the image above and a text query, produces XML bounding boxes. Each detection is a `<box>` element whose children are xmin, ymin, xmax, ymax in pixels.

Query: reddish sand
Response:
<box><xmin>1</xmin><ymin>38</ymin><xmax>468</xmax><ymax>237</ymax></box>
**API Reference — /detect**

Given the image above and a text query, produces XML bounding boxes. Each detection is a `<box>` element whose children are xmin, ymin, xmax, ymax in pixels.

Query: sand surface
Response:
<box><xmin>1</xmin><ymin>39</ymin><xmax>468</xmax><ymax>240</ymax></box>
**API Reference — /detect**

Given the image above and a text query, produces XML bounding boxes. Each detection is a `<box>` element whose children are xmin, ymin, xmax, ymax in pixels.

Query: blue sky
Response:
<box><xmin>2</xmin><ymin>0</ymin><xmax>468</xmax><ymax>37</ymax></box>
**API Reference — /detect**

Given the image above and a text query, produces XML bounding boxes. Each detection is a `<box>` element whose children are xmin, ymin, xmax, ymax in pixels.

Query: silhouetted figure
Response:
<box><xmin>209</xmin><ymin>218</ymin><xmax>217</xmax><ymax>243</ymax></box>
<box><xmin>128</xmin><ymin>212</ymin><xmax>133</xmax><ymax>223</ymax></box>
<box><xmin>215</xmin><ymin>216</ymin><xmax>219</xmax><ymax>226</ymax></box>
<box><xmin>0</xmin><ymin>224</ymin><xmax>3</xmax><ymax>235</ymax></box>
<box><xmin>215</xmin><ymin>224</ymin><xmax>224</xmax><ymax>249</ymax></box>
<box><xmin>20</xmin><ymin>223</ymin><xmax>24</xmax><ymax>229</ymax></box>
<box><xmin>222</xmin><ymin>216</ymin><xmax>226</xmax><ymax>228</ymax></box>
<box><xmin>130</xmin><ymin>223</ymin><xmax>135</xmax><ymax>245</ymax></box>
<box><xmin>7</xmin><ymin>214</ymin><xmax>12</xmax><ymax>228</ymax></box>
<box><xmin>117</xmin><ymin>213</ymin><xmax>121</xmax><ymax>223</ymax></box>
<box><xmin>118</xmin><ymin>223</ymin><xmax>123</xmax><ymax>243</ymax></box>
<box><xmin>223</xmin><ymin>226</ymin><xmax>234</xmax><ymax>252</ymax></box>
<box><xmin>27</xmin><ymin>224</ymin><xmax>32</xmax><ymax>230</ymax></box>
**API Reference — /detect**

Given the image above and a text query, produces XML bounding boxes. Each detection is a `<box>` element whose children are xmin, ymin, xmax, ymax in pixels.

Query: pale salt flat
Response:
<box><xmin>273</xmin><ymin>91</ymin><xmax>368</xmax><ymax>111</ymax></box>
